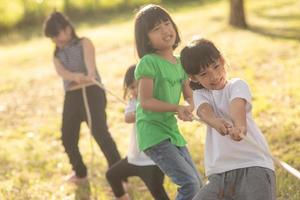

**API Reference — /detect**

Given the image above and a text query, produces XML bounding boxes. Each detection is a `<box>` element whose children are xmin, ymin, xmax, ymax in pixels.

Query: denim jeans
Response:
<box><xmin>145</xmin><ymin>139</ymin><xmax>203</xmax><ymax>200</ymax></box>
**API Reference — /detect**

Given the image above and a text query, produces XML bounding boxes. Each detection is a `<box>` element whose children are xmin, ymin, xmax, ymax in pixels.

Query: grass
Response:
<box><xmin>0</xmin><ymin>0</ymin><xmax>299</xmax><ymax>199</ymax></box>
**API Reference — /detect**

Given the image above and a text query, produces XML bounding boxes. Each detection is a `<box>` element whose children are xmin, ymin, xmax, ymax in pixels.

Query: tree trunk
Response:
<box><xmin>229</xmin><ymin>0</ymin><xmax>247</xmax><ymax>28</ymax></box>
<box><xmin>64</xmin><ymin>0</ymin><xmax>70</xmax><ymax>14</ymax></box>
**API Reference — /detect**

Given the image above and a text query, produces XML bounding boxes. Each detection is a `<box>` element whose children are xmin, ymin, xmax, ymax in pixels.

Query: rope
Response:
<box><xmin>91</xmin><ymin>79</ymin><xmax>127</xmax><ymax>105</ymax></box>
<box><xmin>82</xmin><ymin>86</ymin><xmax>95</xmax><ymax>178</ymax></box>
<box><xmin>192</xmin><ymin>116</ymin><xmax>300</xmax><ymax>180</ymax></box>
<box><xmin>240</xmin><ymin>134</ymin><xmax>300</xmax><ymax>180</ymax></box>
<box><xmin>84</xmin><ymin>78</ymin><xmax>300</xmax><ymax>181</ymax></box>
<box><xmin>80</xmin><ymin>79</ymin><xmax>127</xmax><ymax>177</ymax></box>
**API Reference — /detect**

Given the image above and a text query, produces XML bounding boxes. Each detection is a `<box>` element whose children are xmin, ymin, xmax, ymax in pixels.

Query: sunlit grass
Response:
<box><xmin>0</xmin><ymin>0</ymin><xmax>299</xmax><ymax>199</ymax></box>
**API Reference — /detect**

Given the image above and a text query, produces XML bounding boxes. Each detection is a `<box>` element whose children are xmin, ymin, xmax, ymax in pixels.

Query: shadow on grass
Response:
<box><xmin>248</xmin><ymin>0</ymin><xmax>300</xmax><ymax>41</ymax></box>
<box><xmin>249</xmin><ymin>25</ymin><xmax>300</xmax><ymax>41</ymax></box>
<box><xmin>0</xmin><ymin>0</ymin><xmax>221</xmax><ymax>45</ymax></box>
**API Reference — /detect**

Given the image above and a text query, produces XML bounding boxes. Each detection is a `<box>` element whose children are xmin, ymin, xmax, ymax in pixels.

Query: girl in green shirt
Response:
<box><xmin>134</xmin><ymin>4</ymin><xmax>203</xmax><ymax>200</ymax></box>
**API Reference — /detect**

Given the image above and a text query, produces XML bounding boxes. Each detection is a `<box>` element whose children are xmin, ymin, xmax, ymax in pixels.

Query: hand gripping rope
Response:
<box><xmin>83</xmin><ymin>79</ymin><xmax>300</xmax><ymax>181</ymax></box>
<box><xmin>192</xmin><ymin>116</ymin><xmax>300</xmax><ymax>180</ymax></box>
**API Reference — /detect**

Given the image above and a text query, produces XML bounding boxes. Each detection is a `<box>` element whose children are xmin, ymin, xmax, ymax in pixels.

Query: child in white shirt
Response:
<box><xmin>180</xmin><ymin>38</ymin><xmax>276</xmax><ymax>200</ymax></box>
<box><xmin>106</xmin><ymin>65</ymin><xmax>169</xmax><ymax>200</ymax></box>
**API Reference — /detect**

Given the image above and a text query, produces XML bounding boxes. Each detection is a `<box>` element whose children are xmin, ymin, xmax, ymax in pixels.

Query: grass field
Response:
<box><xmin>0</xmin><ymin>0</ymin><xmax>299</xmax><ymax>199</ymax></box>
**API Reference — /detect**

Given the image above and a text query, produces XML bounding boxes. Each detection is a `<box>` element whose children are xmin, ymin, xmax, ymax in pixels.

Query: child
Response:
<box><xmin>106</xmin><ymin>65</ymin><xmax>169</xmax><ymax>200</ymax></box>
<box><xmin>180</xmin><ymin>38</ymin><xmax>276</xmax><ymax>200</ymax></box>
<box><xmin>43</xmin><ymin>12</ymin><xmax>121</xmax><ymax>182</ymax></box>
<box><xmin>134</xmin><ymin>4</ymin><xmax>203</xmax><ymax>200</ymax></box>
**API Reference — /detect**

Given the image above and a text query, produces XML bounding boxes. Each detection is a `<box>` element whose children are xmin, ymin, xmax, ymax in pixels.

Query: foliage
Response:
<box><xmin>0</xmin><ymin>0</ymin><xmax>299</xmax><ymax>199</ymax></box>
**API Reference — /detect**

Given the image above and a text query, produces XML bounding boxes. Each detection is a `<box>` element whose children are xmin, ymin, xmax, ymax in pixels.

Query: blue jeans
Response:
<box><xmin>145</xmin><ymin>139</ymin><xmax>203</xmax><ymax>200</ymax></box>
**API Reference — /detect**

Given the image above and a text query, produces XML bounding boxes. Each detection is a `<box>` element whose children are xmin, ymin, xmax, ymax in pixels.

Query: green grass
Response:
<box><xmin>0</xmin><ymin>0</ymin><xmax>299</xmax><ymax>199</ymax></box>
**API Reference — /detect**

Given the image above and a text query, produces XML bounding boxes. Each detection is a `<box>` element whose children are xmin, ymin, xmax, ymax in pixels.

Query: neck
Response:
<box><xmin>155</xmin><ymin>48</ymin><xmax>176</xmax><ymax>63</ymax></box>
<box><xmin>58</xmin><ymin>37</ymin><xmax>74</xmax><ymax>49</ymax></box>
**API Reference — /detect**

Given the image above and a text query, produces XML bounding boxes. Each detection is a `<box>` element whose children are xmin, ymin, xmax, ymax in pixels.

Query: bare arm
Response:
<box><xmin>125</xmin><ymin>112</ymin><xmax>135</xmax><ymax>123</ymax></box>
<box><xmin>53</xmin><ymin>57</ymin><xmax>76</xmax><ymax>81</ymax></box>
<box><xmin>197</xmin><ymin>103</ymin><xmax>231</xmax><ymax>135</ymax></box>
<box><xmin>228</xmin><ymin>98</ymin><xmax>247</xmax><ymax>140</ymax></box>
<box><xmin>138</xmin><ymin>77</ymin><xmax>179</xmax><ymax>112</ymax></box>
<box><xmin>53</xmin><ymin>57</ymin><xmax>89</xmax><ymax>84</ymax></box>
<box><xmin>182</xmin><ymin>79</ymin><xmax>194</xmax><ymax>111</ymax></box>
<box><xmin>229</xmin><ymin>98</ymin><xmax>247</xmax><ymax>128</ymax></box>
<box><xmin>82</xmin><ymin>38</ymin><xmax>97</xmax><ymax>79</ymax></box>
<box><xmin>138</xmin><ymin>77</ymin><xmax>193</xmax><ymax>121</ymax></box>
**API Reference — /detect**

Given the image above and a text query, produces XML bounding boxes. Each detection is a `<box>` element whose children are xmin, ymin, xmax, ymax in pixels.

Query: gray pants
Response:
<box><xmin>192</xmin><ymin>167</ymin><xmax>276</xmax><ymax>200</ymax></box>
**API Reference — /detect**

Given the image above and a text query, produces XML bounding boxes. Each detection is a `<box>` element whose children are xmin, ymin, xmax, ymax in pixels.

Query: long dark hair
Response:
<box><xmin>134</xmin><ymin>4</ymin><xmax>181</xmax><ymax>58</ymax></box>
<box><xmin>123</xmin><ymin>65</ymin><xmax>136</xmax><ymax>99</ymax></box>
<box><xmin>43</xmin><ymin>11</ymin><xmax>79</xmax><ymax>56</ymax></box>
<box><xmin>180</xmin><ymin>38</ymin><xmax>221</xmax><ymax>90</ymax></box>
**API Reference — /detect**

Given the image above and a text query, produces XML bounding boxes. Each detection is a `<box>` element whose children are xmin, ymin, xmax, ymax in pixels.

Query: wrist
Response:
<box><xmin>71</xmin><ymin>73</ymin><xmax>79</xmax><ymax>82</ymax></box>
<box><xmin>206</xmin><ymin>117</ymin><xmax>218</xmax><ymax>127</ymax></box>
<box><xmin>175</xmin><ymin>105</ymin><xmax>181</xmax><ymax>113</ymax></box>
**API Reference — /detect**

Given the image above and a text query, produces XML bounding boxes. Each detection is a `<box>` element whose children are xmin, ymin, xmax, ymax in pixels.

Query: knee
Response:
<box><xmin>181</xmin><ymin>180</ymin><xmax>201</xmax><ymax>199</ymax></box>
<box><xmin>189</xmin><ymin>181</ymin><xmax>202</xmax><ymax>196</ymax></box>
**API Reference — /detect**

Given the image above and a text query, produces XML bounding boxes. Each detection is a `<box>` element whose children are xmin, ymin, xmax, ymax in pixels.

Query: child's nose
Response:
<box><xmin>161</xmin><ymin>25</ymin><xmax>169</xmax><ymax>34</ymax></box>
<box><xmin>210</xmin><ymin>72</ymin><xmax>219</xmax><ymax>82</ymax></box>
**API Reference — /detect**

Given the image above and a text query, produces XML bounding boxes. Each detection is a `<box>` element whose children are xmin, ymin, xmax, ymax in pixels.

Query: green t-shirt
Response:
<box><xmin>134</xmin><ymin>53</ymin><xmax>188</xmax><ymax>151</ymax></box>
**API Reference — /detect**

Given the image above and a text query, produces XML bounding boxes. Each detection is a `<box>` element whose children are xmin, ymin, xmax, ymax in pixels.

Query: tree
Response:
<box><xmin>229</xmin><ymin>0</ymin><xmax>247</xmax><ymax>28</ymax></box>
<box><xmin>64</xmin><ymin>0</ymin><xmax>70</xmax><ymax>13</ymax></box>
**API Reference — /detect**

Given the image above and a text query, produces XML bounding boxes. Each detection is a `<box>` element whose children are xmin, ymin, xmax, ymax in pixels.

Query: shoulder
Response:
<box><xmin>230</xmin><ymin>78</ymin><xmax>247</xmax><ymax>84</ymax></box>
<box><xmin>229</xmin><ymin>78</ymin><xmax>249</xmax><ymax>88</ymax></box>
<box><xmin>228</xmin><ymin>78</ymin><xmax>252</xmax><ymax>100</ymax></box>
<box><xmin>81</xmin><ymin>37</ymin><xmax>94</xmax><ymax>48</ymax></box>
<box><xmin>125</xmin><ymin>99</ymin><xmax>137</xmax><ymax>113</ymax></box>
<box><xmin>139</xmin><ymin>54</ymin><xmax>157</xmax><ymax>63</ymax></box>
<box><xmin>135</xmin><ymin>55</ymin><xmax>158</xmax><ymax>79</ymax></box>
<box><xmin>136</xmin><ymin>54</ymin><xmax>158</xmax><ymax>70</ymax></box>
<box><xmin>193</xmin><ymin>88</ymin><xmax>210</xmax><ymax>98</ymax></box>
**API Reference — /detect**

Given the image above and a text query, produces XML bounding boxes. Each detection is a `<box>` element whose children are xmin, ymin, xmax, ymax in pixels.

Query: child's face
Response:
<box><xmin>190</xmin><ymin>57</ymin><xmax>227</xmax><ymax>90</ymax></box>
<box><xmin>51</xmin><ymin>26</ymin><xmax>72</xmax><ymax>48</ymax></box>
<box><xmin>147</xmin><ymin>20</ymin><xmax>176</xmax><ymax>51</ymax></box>
<box><xmin>128</xmin><ymin>81</ymin><xmax>138</xmax><ymax>99</ymax></box>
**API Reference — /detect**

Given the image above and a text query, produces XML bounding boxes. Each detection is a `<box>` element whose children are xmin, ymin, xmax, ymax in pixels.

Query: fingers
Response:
<box><xmin>177</xmin><ymin>106</ymin><xmax>193</xmax><ymax>121</ymax></box>
<box><xmin>220</xmin><ymin>126</ymin><xmax>229</xmax><ymax>136</ymax></box>
<box><xmin>219</xmin><ymin>119</ymin><xmax>231</xmax><ymax>135</ymax></box>
<box><xmin>228</xmin><ymin>127</ymin><xmax>243</xmax><ymax>141</ymax></box>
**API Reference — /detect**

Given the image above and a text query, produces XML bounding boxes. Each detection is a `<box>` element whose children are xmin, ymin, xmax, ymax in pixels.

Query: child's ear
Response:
<box><xmin>65</xmin><ymin>26</ymin><xmax>72</xmax><ymax>35</ymax></box>
<box><xmin>219</xmin><ymin>55</ymin><xmax>225</xmax><ymax>65</ymax></box>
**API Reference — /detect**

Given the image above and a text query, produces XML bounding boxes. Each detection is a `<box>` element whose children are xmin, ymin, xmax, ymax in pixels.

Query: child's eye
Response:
<box><xmin>200</xmin><ymin>73</ymin><xmax>206</xmax><ymax>77</ymax></box>
<box><xmin>152</xmin><ymin>26</ymin><xmax>160</xmax><ymax>31</ymax></box>
<box><xmin>214</xmin><ymin>64</ymin><xmax>220</xmax><ymax>69</ymax></box>
<box><xmin>165</xmin><ymin>21</ymin><xmax>171</xmax><ymax>26</ymax></box>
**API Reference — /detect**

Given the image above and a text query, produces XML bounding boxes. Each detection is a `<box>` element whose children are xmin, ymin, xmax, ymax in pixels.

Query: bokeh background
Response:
<box><xmin>0</xmin><ymin>0</ymin><xmax>299</xmax><ymax>199</ymax></box>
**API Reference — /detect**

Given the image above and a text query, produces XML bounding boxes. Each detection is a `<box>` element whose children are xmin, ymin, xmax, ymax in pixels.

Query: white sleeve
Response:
<box><xmin>229</xmin><ymin>79</ymin><xmax>252</xmax><ymax>112</ymax></box>
<box><xmin>193</xmin><ymin>89</ymin><xmax>211</xmax><ymax>111</ymax></box>
<box><xmin>125</xmin><ymin>99</ymin><xmax>136</xmax><ymax>114</ymax></box>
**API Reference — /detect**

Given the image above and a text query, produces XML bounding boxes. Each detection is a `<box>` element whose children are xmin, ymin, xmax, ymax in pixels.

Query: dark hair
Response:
<box><xmin>134</xmin><ymin>4</ymin><xmax>181</xmax><ymax>58</ymax></box>
<box><xmin>180</xmin><ymin>38</ymin><xmax>221</xmax><ymax>90</ymax></box>
<box><xmin>43</xmin><ymin>11</ymin><xmax>79</xmax><ymax>56</ymax></box>
<box><xmin>123</xmin><ymin>65</ymin><xmax>136</xmax><ymax>99</ymax></box>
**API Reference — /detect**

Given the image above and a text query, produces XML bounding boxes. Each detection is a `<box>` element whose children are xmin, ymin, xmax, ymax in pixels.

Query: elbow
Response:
<box><xmin>124</xmin><ymin>117</ymin><xmax>131</xmax><ymax>123</ymax></box>
<box><xmin>140</xmin><ymin>100</ymin><xmax>149</xmax><ymax>110</ymax></box>
<box><xmin>197</xmin><ymin>110</ymin><xmax>206</xmax><ymax>120</ymax></box>
<box><xmin>124</xmin><ymin>113</ymin><xmax>135</xmax><ymax>123</ymax></box>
